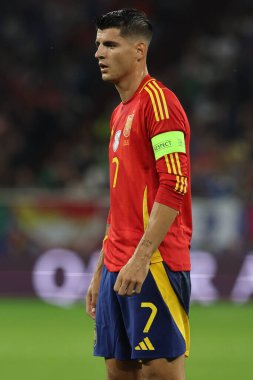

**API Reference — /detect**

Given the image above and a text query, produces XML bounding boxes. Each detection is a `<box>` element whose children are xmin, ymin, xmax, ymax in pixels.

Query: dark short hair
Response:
<box><xmin>95</xmin><ymin>8</ymin><xmax>152</xmax><ymax>43</ymax></box>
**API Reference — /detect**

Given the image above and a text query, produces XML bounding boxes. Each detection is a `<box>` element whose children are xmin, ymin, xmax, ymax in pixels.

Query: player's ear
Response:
<box><xmin>136</xmin><ymin>42</ymin><xmax>147</xmax><ymax>61</ymax></box>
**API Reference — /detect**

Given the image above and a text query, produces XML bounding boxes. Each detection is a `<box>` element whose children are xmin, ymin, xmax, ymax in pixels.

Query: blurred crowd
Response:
<box><xmin>0</xmin><ymin>0</ymin><xmax>252</xmax><ymax>200</ymax></box>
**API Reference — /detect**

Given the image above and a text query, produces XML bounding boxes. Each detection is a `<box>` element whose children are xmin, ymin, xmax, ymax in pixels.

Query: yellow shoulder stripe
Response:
<box><xmin>152</xmin><ymin>81</ymin><xmax>169</xmax><ymax>119</ymax></box>
<box><xmin>148</xmin><ymin>82</ymin><xmax>165</xmax><ymax>120</ymax></box>
<box><xmin>144</xmin><ymin>80</ymin><xmax>170</xmax><ymax>122</ymax></box>
<box><xmin>139</xmin><ymin>78</ymin><xmax>154</xmax><ymax>93</ymax></box>
<box><xmin>144</xmin><ymin>86</ymin><xmax>159</xmax><ymax>122</ymax></box>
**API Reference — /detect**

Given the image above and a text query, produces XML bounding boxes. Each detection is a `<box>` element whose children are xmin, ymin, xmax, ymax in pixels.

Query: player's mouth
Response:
<box><xmin>99</xmin><ymin>63</ymin><xmax>109</xmax><ymax>72</ymax></box>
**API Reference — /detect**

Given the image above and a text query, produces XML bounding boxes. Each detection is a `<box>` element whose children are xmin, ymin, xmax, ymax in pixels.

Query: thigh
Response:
<box><xmin>94</xmin><ymin>266</ymin><xmax>132</xmax><ymax>360</ymax></box>
<box><xmin>117</xmin><ymin>262</ymin><xmax>190</xmax><ymax>360</ymax></box>
<box><xmin>142</xmin><ymin>355</ymin><xmax>185</xmax><ymax>380</ymax></box>
<box><xmin>105</xmin><ymin>358</ymin><xmax>142</xmax><ymax>380</ymax></box>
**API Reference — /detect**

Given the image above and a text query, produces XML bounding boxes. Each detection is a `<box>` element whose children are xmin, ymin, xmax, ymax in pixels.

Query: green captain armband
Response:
<box><xmin>151</xmin><ymin>131</ymin><xmax>186</xmax><ymax>160</ymax></box>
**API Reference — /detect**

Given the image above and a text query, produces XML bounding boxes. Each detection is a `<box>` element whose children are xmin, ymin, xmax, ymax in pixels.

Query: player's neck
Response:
<box><xmin>115</xmin><ymin>67</ymin><xmax>149</xmax><ymax>103</ymax></box>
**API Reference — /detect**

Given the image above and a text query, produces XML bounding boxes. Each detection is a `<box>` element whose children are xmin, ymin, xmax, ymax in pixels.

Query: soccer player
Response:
<box><xmin>86</xmin><ymin>8</ymin><xmax>192</xmax><ymax>380</ymax></box>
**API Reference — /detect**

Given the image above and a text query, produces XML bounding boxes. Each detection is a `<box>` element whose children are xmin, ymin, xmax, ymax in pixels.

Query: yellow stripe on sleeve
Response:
<box><xmin>184</xmin><ymin>177</ymin><xmax>188</xmax><ymax>194</ymax></box>
<box><xmin>175</xmin><ymin>175</ymin><xmax>180</xmax><ymax>192</ymax></box>
<box><xmin>148</xmin><ymin>82</ymin><xmax>165</xmax><ymax>120</ymax></box>
<box><xmin>144</xmin><ymin>86</ymin><xmax>159</xmax><ymax>121</ymax></box>
<box><xmin>175</xmin><ymin>176</ymin><xmax>188</xmax><ymax>194</ymax></box>
<box><xmin>164</xmin><ymin>154</ymin><xmax>171</xmax><ymax>173</ymax></box>
<box><xmin>152</xmin><ymin>81</ymin><xmax>169</xmax><ymax>119</ymax></box>
<box><xmin>179</xmin><ymin>177</ymin><xmax>185</xmax><ymax>193</ymax></box>
<box><xmin>175</xmin><ymin>153</ymin><xmax>182</xmax><ymax>175</ymax></box>
<box><xmin>169</xmin><ymin>154</ymin><xmax>177</xmax><ymax>174</ymax></box>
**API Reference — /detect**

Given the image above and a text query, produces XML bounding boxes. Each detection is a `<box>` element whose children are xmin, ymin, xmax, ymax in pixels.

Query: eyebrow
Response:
<box><xmin>95</xmin><ymin>40</ymin><xmax>119</xmax><ymax>47</ymax></box>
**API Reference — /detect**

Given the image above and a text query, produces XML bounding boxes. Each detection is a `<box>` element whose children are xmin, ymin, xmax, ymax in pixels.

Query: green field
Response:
<box><xmin>0</xmin><ymin>299</ymin><xmax>252</xmax><ymax>379</ymax></box>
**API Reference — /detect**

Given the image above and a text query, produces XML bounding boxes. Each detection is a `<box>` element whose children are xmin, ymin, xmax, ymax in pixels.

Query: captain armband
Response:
<box><xmin>151</xmin><ymin>131</ymin><xmax>186</xmax><ymax>160</ymax></box>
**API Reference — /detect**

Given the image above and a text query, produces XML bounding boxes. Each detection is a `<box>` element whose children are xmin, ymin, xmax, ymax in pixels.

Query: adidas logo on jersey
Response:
<box><xmin>135</xmin><ymin>337</ymin><xmax>155</xmax><ymax>351</ymax></box>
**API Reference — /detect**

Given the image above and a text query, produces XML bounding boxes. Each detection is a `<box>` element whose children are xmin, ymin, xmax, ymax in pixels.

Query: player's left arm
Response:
<box><xmin>114</xmin><ymin>201</ymin><xmax>177</xmax><ymax>296</ymax></box>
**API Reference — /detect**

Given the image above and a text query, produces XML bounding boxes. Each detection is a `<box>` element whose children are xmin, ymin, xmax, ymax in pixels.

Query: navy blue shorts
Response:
<box><xmin>94</xmin><ymin>261</ymin><xmax>191</xmax><ymax>360</ymax></box>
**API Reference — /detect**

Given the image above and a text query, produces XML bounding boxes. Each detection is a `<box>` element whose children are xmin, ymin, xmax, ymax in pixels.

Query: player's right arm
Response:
<box><xmin>86</xmin><ymin>223</ymin><xmax>110</xmax><ymax>319</ymax></box>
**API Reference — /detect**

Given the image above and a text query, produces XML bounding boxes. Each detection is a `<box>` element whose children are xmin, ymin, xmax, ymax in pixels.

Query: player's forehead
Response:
<box><xmin>96</xmin><ymin>28</ymin><xmax>129</xmax><ymax>43</ymax></box>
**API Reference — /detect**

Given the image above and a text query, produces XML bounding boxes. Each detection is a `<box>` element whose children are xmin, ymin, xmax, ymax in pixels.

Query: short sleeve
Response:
<box><xmin>143</xmin><ymin>80</ymin><xmax>187</xmax><ymax>160</ymax></box>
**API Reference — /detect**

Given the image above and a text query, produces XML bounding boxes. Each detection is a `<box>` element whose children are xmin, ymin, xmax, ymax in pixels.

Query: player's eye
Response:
<box><xmin>105</xmin><ymin>42</ymin><xmax>117</xmax><ymax>48</ymax></box>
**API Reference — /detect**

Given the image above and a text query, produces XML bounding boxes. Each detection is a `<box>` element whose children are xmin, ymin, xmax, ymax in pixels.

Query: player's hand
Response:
<box><xmin>85</xmin><ymin>272</ymin><xmax>101</xmax><ymax>319</ymax></box>
<box><xmin>114</xmin><ymin>255</ymin><xmax>150</xmax><ymax>296</ymax></box>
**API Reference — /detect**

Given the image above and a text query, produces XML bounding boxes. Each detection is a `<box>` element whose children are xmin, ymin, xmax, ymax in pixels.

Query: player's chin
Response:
<box><xmin>101</xmin><ymin>73</ymin><xmax>116</xmax><ymax>83</ymax></box>
<box><xmin>102</xmin><ymin>74</ymin><xmax>112</xmax><ymax>82</ymax></box>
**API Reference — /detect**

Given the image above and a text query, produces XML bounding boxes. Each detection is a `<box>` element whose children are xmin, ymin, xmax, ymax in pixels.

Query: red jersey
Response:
<box><xmin>103</xmin><ymin>75</ymin><xmax>192</xmax><ymax>272</ymax></box>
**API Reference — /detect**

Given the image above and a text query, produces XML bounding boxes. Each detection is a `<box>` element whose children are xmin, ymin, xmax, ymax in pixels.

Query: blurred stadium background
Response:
<box><xmin>0</xmin><ymin>0</ymin><xmax>253</xmax><ymax>379</ymax></box>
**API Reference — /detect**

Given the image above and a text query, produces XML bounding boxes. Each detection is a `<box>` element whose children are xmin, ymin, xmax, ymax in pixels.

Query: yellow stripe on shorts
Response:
<box><xmin>149</xmin><ymin>262</ymin><xmax>190</xmax><ymax>356</ymax></box>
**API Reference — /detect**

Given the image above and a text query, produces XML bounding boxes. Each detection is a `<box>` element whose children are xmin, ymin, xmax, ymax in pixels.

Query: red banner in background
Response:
<box><xmin>12</xmin><ymin>197</ymin><xmax>106</xmax><ymax>257</ymax></box>
<box><xmin>0</xmin><ymin>193</ymin><xmax>107</xmax><ymax>298</ymax></box>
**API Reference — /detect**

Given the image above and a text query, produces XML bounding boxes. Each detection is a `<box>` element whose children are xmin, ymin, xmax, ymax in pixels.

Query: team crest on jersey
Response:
<box><xmin>113</xmin><ymin>130</ymin><xmax>122</xmax><ymax>152</ymax></box>
<box><xmin>123</xmin><ymin>114</ymin><xmax>134</xmax><ymax>138</ymax></box>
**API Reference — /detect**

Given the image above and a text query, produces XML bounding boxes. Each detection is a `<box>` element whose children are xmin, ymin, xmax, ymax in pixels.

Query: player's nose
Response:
<box><xmin>95</xmin><ymin>45</ymin><xmax>105</xmax><ymax>59</ymax></box>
